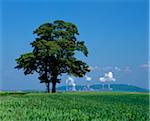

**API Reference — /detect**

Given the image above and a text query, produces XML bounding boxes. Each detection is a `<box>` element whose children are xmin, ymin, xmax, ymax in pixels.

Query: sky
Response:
<box><xmin>0</xmin><ymin>0</ymin><xmax>149</xmax><ymax>90</ymax></box>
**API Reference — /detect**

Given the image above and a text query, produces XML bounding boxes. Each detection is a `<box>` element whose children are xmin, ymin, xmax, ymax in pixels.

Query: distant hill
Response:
<box><xmin>57</xmin><ymin>84</ymin><xmax>149</xmax><ymax>92</ymax></box>
<box><xmin>1</xmin><ymin>84</ymin><xmax>148</xmax><ymax>93</ymax></box>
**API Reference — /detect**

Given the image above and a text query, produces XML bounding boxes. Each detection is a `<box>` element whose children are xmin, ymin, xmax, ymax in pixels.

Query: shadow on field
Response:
<box><xmin>0</xmin><ymin>92</ymin><xmax>28</xmax><ymax>96</ymax></box>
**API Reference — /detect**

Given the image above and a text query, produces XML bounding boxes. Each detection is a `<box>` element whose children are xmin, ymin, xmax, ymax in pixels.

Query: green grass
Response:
<box><xmin>0</xmin><ymin>92</ymin><xmax>149</xmax><ymax>121</ymax></box>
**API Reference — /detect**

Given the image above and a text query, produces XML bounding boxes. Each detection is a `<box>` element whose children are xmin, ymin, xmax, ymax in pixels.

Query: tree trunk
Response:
<box><xmin>46</xmin><ymin>82</ymin><xmax>50</xmax><ymax>93</ymax></box>
<box><xmin>52</xmin><ymin>81</ymin><xmax>56</xmax><ymax>93</ymax></box>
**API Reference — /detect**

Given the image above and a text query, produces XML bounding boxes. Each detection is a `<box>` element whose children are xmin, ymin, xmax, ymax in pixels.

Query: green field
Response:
<box><xmin>0</xmin><ymin>92</ymin><xmax>149</xmax><ymax>121</ymax></box>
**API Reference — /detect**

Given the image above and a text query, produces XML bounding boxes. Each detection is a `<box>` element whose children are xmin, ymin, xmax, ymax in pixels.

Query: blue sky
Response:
<box><xmin>0</xmin><ymin>0</ymin><xmax>149</xmax><ymax>90</ymax></box>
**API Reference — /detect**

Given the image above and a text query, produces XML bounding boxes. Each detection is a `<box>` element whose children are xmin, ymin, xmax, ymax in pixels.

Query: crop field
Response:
<box><xmin>0</xmin><ymin>92</ymin><xmax>149</xmax><ymax>121</ymax></box>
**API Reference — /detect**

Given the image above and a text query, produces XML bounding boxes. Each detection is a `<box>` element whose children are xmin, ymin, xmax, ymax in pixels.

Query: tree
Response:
<box><xmin>15</xmin><ymin>20</ymin><xmax>90</xmax><ymax>93</ymax></box>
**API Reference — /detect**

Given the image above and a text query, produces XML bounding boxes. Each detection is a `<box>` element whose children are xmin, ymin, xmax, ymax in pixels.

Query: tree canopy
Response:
<box><xmin>15</xmin><ymin>20</ymin><xmax>90</xmax><ymax>93</ymax></box>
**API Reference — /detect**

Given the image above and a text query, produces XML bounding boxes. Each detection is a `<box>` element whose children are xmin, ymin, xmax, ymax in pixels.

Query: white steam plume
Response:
<box><xmin>99</xmin><ymin>72</ymin><xmax>116</xmax><ymax>90</ymax></box>
<box><xmin>66</xmin><ymin>76</ymin><xmax>76</xmax><ymax>91</ymax></box>
<box><xmin>99</xmin><ymin>72</ymin><xmax>116</xmax><ymax>82</ymax></box>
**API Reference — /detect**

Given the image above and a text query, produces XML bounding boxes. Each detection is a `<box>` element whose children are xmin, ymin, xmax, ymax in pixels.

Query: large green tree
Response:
<box><xmin>15</xmin><ymin>20</ymin><xmax>90</xmax><ymax>93</ymax></box>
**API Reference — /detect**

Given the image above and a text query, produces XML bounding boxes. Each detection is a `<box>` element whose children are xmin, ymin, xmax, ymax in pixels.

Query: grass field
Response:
<box><xmin>0</xmin><ymin>92</ymin><xmax>149</xmax><ymax>121</ymax></box>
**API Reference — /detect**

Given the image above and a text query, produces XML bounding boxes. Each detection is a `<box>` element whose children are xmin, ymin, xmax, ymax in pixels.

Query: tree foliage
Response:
<box><xmin>15</xmin><ymin>20</ymin><xmax>90</xmax><ymax>93</ymax></box>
